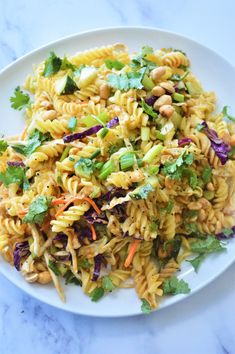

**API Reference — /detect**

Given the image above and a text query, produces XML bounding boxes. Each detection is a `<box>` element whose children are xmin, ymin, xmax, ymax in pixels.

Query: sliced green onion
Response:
<box><xmin>60</xmin><ymin>146</ymin><xmax>70</xmax><ymax>161</ymax></box>
<box><xmin>137</xmin><ymin>158</ymin><xmax>143</xmax><ymax>167</ymax></box>
<box><xmin>98</xmin><ymin>160</ymin><xmax>114</xmax><ymax>180</ymax></box>
<box><xmin>142</xmin><ymin>74</ymin><xmax>155</xmax><ymax>91</ymax></box>
<box><xmin>95</xmin><ymin>161</ymin><xmax>104</xmax><ymax>170</ymax></box>
<box><xmin>99</xmin><ymin>127</ymin><xmax>109</xmax><ymax>139</ymax></box>
<box><xmin>147</xmin><ymin>166</ymin><xmax>159</xmax><ymax>175</ymax></box>
<box><xmin>143</xmin><ymin>144</ymin><xmax>163</xmax><ymax>164</ymax></box>
<box><xmin>155</xmin><ymin>131</ymin><xmax>165</xmax><ymax>141</ymax></box>
<box><xmin>68</xmin><ymin>116</ymin><xmax>77</xmax><ymax>132</ymax></box>
<box><xmin>90</xmin><ymin>149</ymin><xmax>101</xmax><ymax>159</ymax></box>
<box><xmin>120</xmin><ymin>153</ymin><xmax>135</xmax><ymax>171</ymax></box>
<box><xmin>81</xmin><ymin>112</ymin><xmax>109</xmax><ymax>128</ymax></box>
<box><xmin>173</xmin><ymin>92</ymin><xmax>185</xmax><ymax>102</ymax></box>
<box><xmin>141</xmin><ymin>127</ymin><xmax>150</xmax><ymax>142</ymax></box>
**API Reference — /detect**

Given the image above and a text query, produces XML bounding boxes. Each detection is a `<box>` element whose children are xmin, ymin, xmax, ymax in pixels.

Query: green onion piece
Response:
<box><xmin>148</xmin><ymin>166</ymin><xmax>159</xmax><ymax>175</ymax></box>
<box><xmin>98</xmin><ymin>160</ymin><xmax>114</xmax><ymax>180</ymax></box>
<box><xmin>68</xmin><ymin>116</ymin><xmax>77</xmax><ymax>132</ymax></box>
<box><xmin>99</xmin><ymin>127</ymin><xmax>109</xmax><ymax>139</ymax></box>
<box><xmin>137</xmin><ymin>158</ymin><xmax>143</xmax><ymax>167</ymax></box>
<box><xmin>203</xmin><ymin>190</ymin><xmax>215</xmax><ymax>200</ymax></box>
<box><xmin>60</xmin><ymin>146</ymin><xmax>70</xmax><ymax>161</ymax></box>
<box><xmin>81</xmin><ymin>112</ymin><xmax>109</xmax><ymax>128</ymax></box>
<box><xmin>155</xmin><ymin>131</ymin><xmax>165</xmax><ymax>141</ymax></box>
<box><xmin>120</xmin><ymin>153</ymin><xmax>135</xmax><ymax>171</ymax></box>
<box><xmin>95</xmin><ymin>161</ymin><xmax>104</xmax><ymax>170</ymax></box>
<box><xmin>141</xmin><ymin>127</ymin><xmax>150</xmax><ymax>142</ymax></box>
<box><xmin>90</xmin><ymin>149</ymin><xmax>101</xmax><ymax>159</ymax></box>
<box><xmin>142</xmin><ymin>74</ymin><xmax>155</xmax><ymax>91</ymax></box>
<box><xmin>173</xmin><ymin>92</ymin><xmax>185</xmax><ymax>102</ymax></box>
<box><xmin>143</xmin><ymin>144</ymin><xmax>163</xmax><ymax>164</ymax></box>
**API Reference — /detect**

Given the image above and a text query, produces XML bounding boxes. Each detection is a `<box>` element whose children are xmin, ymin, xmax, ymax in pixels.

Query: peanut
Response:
<box><xmin>188</xmin><ymin>201</ymin><xmax>201</xmax><ymax>210</ymax></box>
<box><xmin>159</xmin><ymin>82</ymin><xmax>175</xmax><ymax>94</ymax></box>
<box><xmin>25</xmin><ymin>273</ymin><xmax>38</xmax><ymax>283</ymax></box>
<box><xmin>151</xmin><ymin>85</ymin><xmax>166</xmax><ymax>97</ymax></box>
<box><xmin>159</xmin><ymin>104</ymin><xmax>175</xmax><ymax>118</ymax></box>
<box><xmin>153</xmin><ymin>95</ymin><xmax>172</xmax><ymax>110</ymax></box>
<box><xmin>37</xmin><ymin>271</ymin><xmax>52</xmax><ymax>284</ymax></box>
<box><xmin>150</xmin><ymin>67</ymin><xmax>166</xmax><ymax>82</ymax></box>
<box><xmin>99</xmin><ymin>83</ymin><xmax>110</xmax><ymax>99</ymax></box>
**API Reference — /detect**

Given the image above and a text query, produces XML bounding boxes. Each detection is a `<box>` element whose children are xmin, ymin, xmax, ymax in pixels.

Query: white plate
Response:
<box><xmin>0</xmin><ymin>27</ymin><xmax>235</xmax><ymax>317</ymax></box>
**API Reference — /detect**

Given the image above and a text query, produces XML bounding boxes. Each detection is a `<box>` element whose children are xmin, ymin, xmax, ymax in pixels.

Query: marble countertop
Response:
<box><xmin>1</xmin><ymin>1</ymin><xmax>235</xmax><ymax>353</ymax></box>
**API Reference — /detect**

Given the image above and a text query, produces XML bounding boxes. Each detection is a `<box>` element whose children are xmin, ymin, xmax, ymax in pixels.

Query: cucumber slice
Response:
<box><xmin>54</xmin><ymin>75</ymin><xmax>78</xmax><ymax>95</ymax></box>
<box><xmin>75</xmin><ymin>67</ymin><xmax>97</xmax><ymax>88</ymax></box>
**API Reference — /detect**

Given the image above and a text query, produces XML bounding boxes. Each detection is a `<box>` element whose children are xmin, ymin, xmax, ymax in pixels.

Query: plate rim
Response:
<box><xmin>0</xmin><ymin>26</ymin><xmax>235</xmax><ymax>317</ymax></box>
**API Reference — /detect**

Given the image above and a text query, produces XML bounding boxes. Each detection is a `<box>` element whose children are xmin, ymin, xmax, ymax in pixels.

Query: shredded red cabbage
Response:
<box><xmin>145</xmin><ymin>96</ymin><xmax>157</xmax><ymax>106</ymax></box>
<box><xmin>13</xmin><ymin>241</ymin><xmax>30</xmax><ymax>271</ymax></box>
<box><xmin>73</xmin><ymin>224</ymin><xmax>93</xmax><ymax>244</ymax></box>
<box><xmin>92</xmin><ymin>254</ymin><xmax>103</xmax><ymax>281</ymax></box>
<box><xmin>84</xmin><ymin>210</ymin><xmax>107</xmax><ymax>224</ymax></box>
<box><xmin>216</xmin><ymin>226</ymin><xmax>235</xmax><ymax>239</ymax></box>
<box><xmin>64</xmin><ymin>117</ymin><xmax>119</xmax><ymax>143</ymax></box>
<box><xmin>106</xmin><ymin>116</ymin><xmax>119</xmax><ymax>128</ymax></box>
<box><xmin>53</xmin><ymin>233</ymin><xmax>68</xmax><ymax>248</ymax></box>
<box><xmin>7</xmin><ymin>161</ymin><xmax>25</xmax><ymax>167</ymax></box>
<box><xmin>178</xmin><ymin>138</ymin><xmax>192</xmax><ymax>147</ymax></box>
<box><xmin>201</xmin><ymin>121</ymin><xmax>231</xmax><ymax>165</ymax></box>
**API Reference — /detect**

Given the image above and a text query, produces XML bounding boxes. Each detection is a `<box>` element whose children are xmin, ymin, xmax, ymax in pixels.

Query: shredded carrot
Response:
<box><xmin>55</xmin><ymin>195</ymin><xmax>101</xmax><ymax>218</ymax></box>
<box><xmin>124</xmin><ymin>240</ymin><xmax>140</xmax><ymax>268</ymax></box>
<box><xmin>51</xmin><ymin>197</ymin><xmax>67</xmax><ymax>206</ymax></box>
<box><xmin>19</xmin><ymin>208</ymin><xmax>28</xmax><ymax>216</ymax></box>
<box><xmin>89</xmin><ymin>223</ymin><xmax>97</xmax><ymax>241</ymax></box>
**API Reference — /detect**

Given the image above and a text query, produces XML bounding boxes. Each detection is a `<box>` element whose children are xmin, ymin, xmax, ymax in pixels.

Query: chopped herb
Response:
<box><xmin>10</xmin><ymin>86</ymin><xmax>31</xmax><ymax>110</ymax></box>
<box><xmin>23</xmin><ymin>196</ymin><xmax>52</xmax><ymax>225</ymax></box>
<box><xmin>141</xmin><ymin>298</ymin><xmax>152</xmax><ymax>314</ymax></box>
<box><xmin>104</xmin><ymin>59</ymin><xmax>125</xmax><ymax>70</ymax></box>
<box><xmin>150</xmin><ymin>221</ymin><xmax>158</xmax><ymax>232</ymax></box>
<box><xmin>43</xmin><ymin>51</ymin><xmax>62</xmax><ymax>77</ymax></box>
<box><xmin>182</xmin><ymin>168</ymin><xmax>198</xmax><ymax>189</ymax></box>
<box><xmin>162</xmin><ymin>152</ymin><xmax>194</xmax><ymax>180</ymax></box>
<box><xmin>12</xmin><ymin>129</ymin><xmax>51</xmax><ymax>157</ymax></box>
<box><xmin>0</xmin><ymin>140</ymin><xmax>8</xmax><ymax>155</ymax></box>
<box><xmin>64</xmin><ymin>270</ymin><xmax>82</xmax><ymax>285</ymax></box>
<box><xmin>165</xmin><ymin>200</ymin><xmax>174</xmax><ymax>214</ymax></box>
<box><xmin>196</xmin><ymin>123</ymin><xmax>204</xmax><ymax>131</ymax></box>
<box><xmin>228</xmin><ymin>146</ymin><xmax>235</xmax><ymax>159</ymax></box>
<box><xmin>187</xmin><ymin>254</ymin><xmax>205</xmax><ymax>272</ymax></box>
<box><xmin>190</xmin><ymin>236</ymin><xmax>226</xmax><ymax>254</ymax></box>
<box><xmin>163</xmin><ymin>236</ymin><xmax>182</xmax><ymax>260</ymax></box>
<box><xmin>60</xmin><ymin>56</ymin><xmax>78</xmax><ymax>71</ymax></box>
<box><xmin>170</xmin><ymin>70</ymin><xmax>189</xmax><ymax>82</ymax></box>
<box><xmin>48</xmin><ymin>260</ymin><xmax>61</xmax><ymax>276</ymax></box>
<box><xmin>90</xmin><ymin>287</ymin><xmax>105</xmax><ymax>302</ymax></box>
<box><xmin>185</xmin><ymin>222</ymin><xmax>198</xmax><ymax>234</ymax></box>
<box><xmin>77</xmin><ymin>258</ymin><xmax>91</xmax><ymax>269</ymax></box>
<box><xmin>102</xmin><ymin>276</ymin><xmax>115</xmax><ymax>292</ymax></box>
<box><xmin>130</xmin><ymin>46</ymin><xmax>156</xmax><ymax>72</ymax></box>
<box><xmin>202</xmin><ymin>166</ymin><xmax>212</xmax><ymax>184</ymax></box>
<box><xmin>0</xmin><ymin>166</ymin><xmax>29</xmax><ymax>190</ymax></box>
<box><xmin>75</xmin><ymin>158</ymin><xmax>94</xmax><ymax>178</ymax></box>
<box><xmin>69</xmin><ymin>157</ymin><xmax>75</xmax><ymax>162</ymax></box>
<box><xmin>68</xmin><ymin>117</ymin><xmax>77</xmax><ymax>132</ymax></box>
<box><xmin>130</xmin><ymin>183</ymin><xmax>154</xmax><ymax>200</ymax></box>
<box><xmin>222</xmin><ymin>105</ymin><xmax>235</xmax><ymax>123</ymax></box>
<box><xmin>107</xmin><ymin>67</ymin><xmax>146</xmax><ymax>91</ymax></box>
<box><xmin>163</xmin><ymin>276</ymin><xmax>190</xmax><ymax>295</ymax></box>
<box><xmin>141</xmin><ymin>99</ymin><xmax>158</xmax><ymax>119</ymax></box>
<box><xmin>183</xmin><ymin>210</ymin><xmax>199</xmax><ymax>219</ymax></box>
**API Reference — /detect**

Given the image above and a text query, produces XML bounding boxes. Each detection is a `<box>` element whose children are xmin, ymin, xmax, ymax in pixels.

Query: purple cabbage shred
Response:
<box><xmin>92</xmin><ymin>254</ymin><xmax>103</xmax><ymax>281</ymax></box>
<box><xmin>13</xmin><ymin>241</ymin><xmax>30</xmax><ymax>271</ymax></box>
<box><xmin>178</xmin><ymin>138</ymin><xmax>192</xmax><ymax>147</ymax></box>
<box><xmin>84</xmin><ymin>209</ymin><xmax>107</xmax><ymax>224</ymax></box>
<box><xmin>7</xmin><ymin>161</ymin><xmax>25</xmax><ymax>167</ymax></box>
<box><xmin>216</xmin><ymin>226</ymin><xmax>235</xmax><ymax>240</ymax></box>
<box><xmin>106</xmin><ymin>116</ymin><xmax>119</xmax><ymax>128</ymax></box>
<box><xmin>201</xmin><ymin>121</ymin><xmax>231</xmax><ymax>165</ymax></box>
<box><xmin>145</xmin><ymin>96</ymin><xmax>157</xmax><ymax>106</ymax></box>
<box><xmin>53</xmin><ymin>233</ymin><xmax>68</xmax><ymax>248</ymax></box>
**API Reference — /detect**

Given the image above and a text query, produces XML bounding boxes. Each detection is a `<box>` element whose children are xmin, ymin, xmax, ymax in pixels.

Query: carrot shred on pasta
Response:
<box><xmin>124</xmin><ymin>240</ymin><xmax>140</xmax><ymax>268</ymax></box>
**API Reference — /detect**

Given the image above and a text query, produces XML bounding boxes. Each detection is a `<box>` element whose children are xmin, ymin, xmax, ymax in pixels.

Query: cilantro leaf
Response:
<box><xmin>107</xmin><ymin>68</ymin><xmax>145</xmax><ymax>91</ymax></box>
<box><xmin>187</xmin><ymin>254</ymin><xmax>205</xmax><ymax>272</ymax></box>
<box><xmin>75</xmin><ymin>158</ymin><xmax>94</xmax><ymax>178</ymax></box>
<box><xmin>190</xmin><ymin>236</ymin><xmax>226</xmax><ymax>254</ymax></box>
<box><xmin>196</xmin><ymin>123</ymin><xmax>204</xmax><ymax>131</ymax></box>
<box><xmin>0</xmin><ymin>140</ymin><xmax>8</xmax><ymax>155</ymax></box>
<box><xmin>163</xmin><ymin>236</ymin><xmax>182</xmax><ymax>259</ymax></box>
<box><xmin>222</xmin><ymin>105</ymin><xmax>235</xmax><ymax>123</ymax></box>
<box><xmin>165</xmin><ymin>200</ymin><xmax>174</xmax><ymax>214</ymax></box>
<box><xmin>10</xmin><ymin>86</ymin><xmax>31</xmax><ymax>110</ymax></box>
<box><xmin>43</xmin><ymin>52</ymin><xmax>62</xmax><ymax>77</ymax></box>
<box><xmin>141</xmin><ymin>46</ymin><xmax>154</xmax><ymax>56</ymax></box>
<box><xmin>102</xmin><ymin>276</ymin><xmax>115</xmax><ymax>292</ymax></box>
<box><xmin>104</xmin><ymin>59</ymin><xmax>125</xmax><ymax>70</ymax></box>
<box><xmin>64</xmin><ymin>270</ymin><xmax>82</xmax><ymax>285</ymax></box>
<box><xmin>185</xmin><ymin>222</ymin><xmax>198</xmax><ymax>234</ymax></box>
<box><xmin>48</xmin><ymin>260</ymin><xmax>61</xmax><ymax>276</ymax></box>
<box><xmin>202</xmin><ymin>166</ymin><xmax>212</xmax><ymax>184</ymax></box>
<box><xmin>130</xmin><ymin>46</ymin><xmax>156</xmax><ymax>72</ymax></box>
<box><xmin>183</xmin><ymin>210</ymin><xmax>199</xmax><ymax>219</ymax></box>
<box><xmin>163</xmin><ymin>276</ymin><xmax>190</xmax><ymax>295</ymax></box>
<box><xmin>90</xmin><ymin>287</ymin><xmax>104</xmax><ymax>302</ymax></box>
<box><xmin>130</xmin><ymin>183</ymin><xmax>154</xmax><ymax>200</ymax></box>
<box><xmin>68</xmin><ymin>117</ymin><xmax>77</xmax><ymax>132</ymax></box>
<box><xmin>162</xmin><ymin>152</ymin><xmax>194</xmax><ymax>182</ymax></box>
<box><xmin>77</xmin><ymin>258</ymin><xmax>91</xmax><ymax>269</ymax></box>
<box><xmin>60</xmin><ymin>56</ymin><xmax>77</xmax><ymax>71</ymax></box>
<box><xmin>0</xmin><ymin>166</ymin><xmax>29</xmax><ymax>190</ymax></box>
<box><xmin>182</xmin><ymin>168</ymin><xmax>198</xmax><ymax>189</ymax></box>
<box><xmin>12</xmin><ymin>130</ymin><xmax>50</xmax><ymax>157</ymax></box>
<box><xmin>23</xmin><ymin>196</ymin><xmax>52</xmax><ymax>225</ymax></box>
<box><xmin>141</xmin><ymin>298</ymin><xmax>152</xmax><ymax>314</ymax></box>
<box><xmin>141</xmin><ymin>99</ymin><xmax>158</xmax><ymax>119</ymax></box>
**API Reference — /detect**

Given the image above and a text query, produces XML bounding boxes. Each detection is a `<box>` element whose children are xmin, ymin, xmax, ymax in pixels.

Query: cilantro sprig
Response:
<box><xmin>163</xmin><ymin>276</ymin><xmax>190</xmax><ymax>295</ymax></box>
<box><xmin>187</xmin><ymin>254</ymin><xmax>206</xmax><ymax>272</ymax></box>
<box><xmin>190</xmin><ymin>236</ymin><xmax>225</xmax><ymax>254</ymax></box>
<box><xmin>12</xmin><ymin>130</ymin><xmax>51</xmax><ymax>157</ymax></box>
<box><xmin>141</xmin><ymin>298</ymin><xmax>152</xmax><ymax>314</ymax></box>
<box><xmin>105</xmin><ymin>59</ymin><xmax>125</xmax><ymax>70</ymax></box>
<box><xmin>162</xmin><ymin>151</ymin><xmax>195</xmax><ymax>183</ymax></box>
<box><xmin>0</xmin><ymin>140</ymin><xmax>8</xmax><ymax>155</ymax></box>
<box><xmin>130</xmin><ymin>46</ymin><xmax>156</xmax><ymax>73</ymax></box>
<box><xmin>23</xmin><ymin>196</ymin><xmax>52</xmax><ymax>225</ymax></box>
<box><xmin>107</xmin><ymin>67</ymin><xmax>146</xmax><ymax>91</ymax></box>
<box><xmin>141</xmin><ymin>99</ymin><xmax>158</xmax><ymax>119</ymax></box>
<box><xmin>43</xmin><ymin>52</ymin><xmax>77</xmax><ymax>77</ymax></box>
<box><xmin>10</xmin><ymin>86</ymin><xmax>31</xmax><ymax>110</ymax></box>
<box><xmin>0</xmin><ymin>165</ymin><xmax>29</xmax><ymax>190</ymax></box>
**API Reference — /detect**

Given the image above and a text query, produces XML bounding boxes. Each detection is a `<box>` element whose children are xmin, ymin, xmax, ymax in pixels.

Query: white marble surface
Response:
<box><xmin>0</xmin><ymin>0</ymin><xmax>235</xmax><ymax>353</ymax></box>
